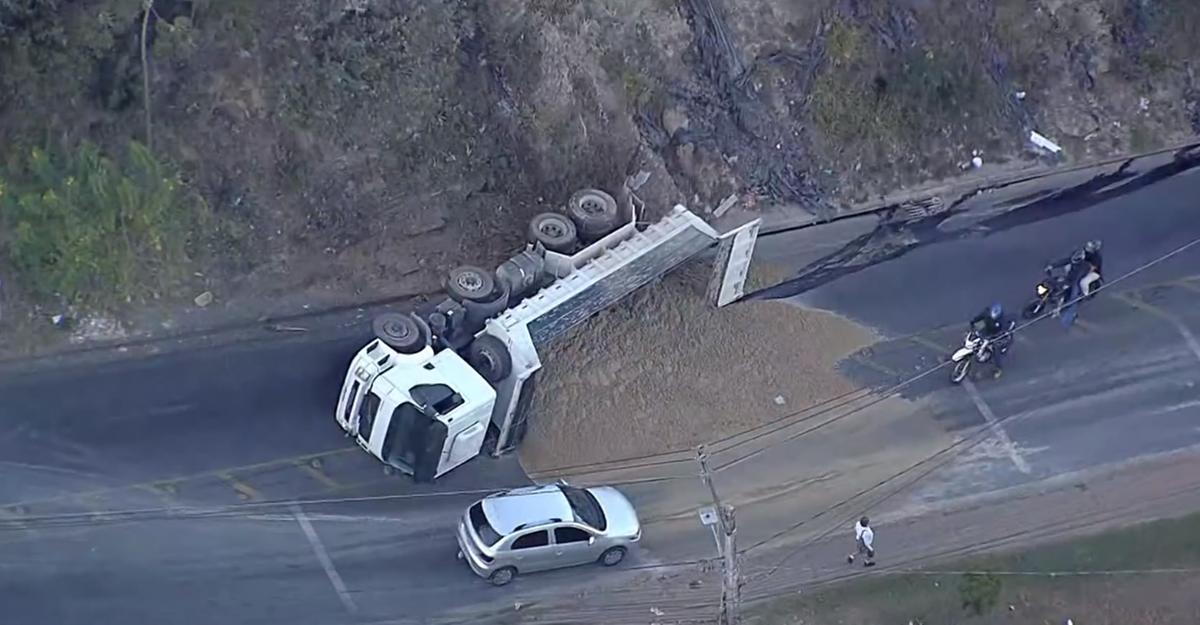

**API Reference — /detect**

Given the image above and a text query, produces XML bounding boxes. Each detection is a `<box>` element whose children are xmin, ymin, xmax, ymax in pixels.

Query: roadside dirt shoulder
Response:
<box><xmin>490</xmin><ymin>448</ymin><xmax>1200</xmax><ymax>625</ymax></box>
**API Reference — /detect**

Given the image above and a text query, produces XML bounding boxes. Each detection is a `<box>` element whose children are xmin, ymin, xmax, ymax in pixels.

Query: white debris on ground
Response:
<box><xmin>69</xmin><ymin>314</ymin><xmax>127</xmax><ymax>345</ymax></box>
<box><xmin>519</xmin><ymin>261</ymin><xmax>876</xmax><ymax>473</ymax></box>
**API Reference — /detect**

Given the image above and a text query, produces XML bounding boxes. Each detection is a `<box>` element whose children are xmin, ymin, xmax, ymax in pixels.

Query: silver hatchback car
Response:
<box><xmin>456</xmin><ymin>483</ymin><xmax>642</xmax><ymax>586</ymax></box>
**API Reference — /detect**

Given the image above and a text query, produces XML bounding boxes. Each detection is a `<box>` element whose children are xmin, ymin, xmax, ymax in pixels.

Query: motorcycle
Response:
<box><xmin>949</xmin><ymin>320</ymin><xmax>1015</xmax><ymax>384</ymax></box>
<box><xmin>1022</xmin><ymin>264</ymin><xmax>1072</xmax><ymax>319</ymax></box>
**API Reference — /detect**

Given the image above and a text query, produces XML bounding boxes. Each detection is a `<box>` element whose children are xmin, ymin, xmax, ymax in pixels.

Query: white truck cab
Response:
<box><xmin>336</xmin><ymin>185</ymin><xmax>761</xmax><ymax>481</ymax></box>
<box><xmin>336</xmin><ymin>340</ymin><xmax>497</xmax><ymax>480</ymax></box>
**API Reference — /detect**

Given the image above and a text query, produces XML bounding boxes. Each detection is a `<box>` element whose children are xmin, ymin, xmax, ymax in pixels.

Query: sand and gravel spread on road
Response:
<box><xmin>519</xmin><ymin>263</ymin><xmax>875</xmax><ymax>474</ymax></box>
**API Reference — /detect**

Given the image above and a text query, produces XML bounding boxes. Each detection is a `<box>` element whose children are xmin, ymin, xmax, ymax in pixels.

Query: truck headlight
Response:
<box><xmin>354</xmin><ymin>366</ymin><xmax>370</xmax><ymax>381</ymax></box>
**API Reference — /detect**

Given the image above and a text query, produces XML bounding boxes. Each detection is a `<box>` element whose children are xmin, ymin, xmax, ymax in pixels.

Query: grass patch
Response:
<box><xmin>749</xmin><ymin>512</ymin><xmax>1200</xmax><ymax>624</ymax></box>
<box><xmin>808</xmin><ymin>17</ymin><xmax>1002</xmax><ymax>178</ymax></box>
<box><xmin>0</xmin><ymin>141</ymin><xmax>209</xmax><ymax>308</ymax></box>
<box><xmin>1140</xmin><ymin>0</ymin><xmax>1200</xmax><ymax>63</ymax></box>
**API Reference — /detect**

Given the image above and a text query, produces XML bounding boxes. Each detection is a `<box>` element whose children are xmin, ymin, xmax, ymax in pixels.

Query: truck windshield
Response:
<box><xmin>381</xmin><ymin>402</ymin><xmax>447</xmax><ymax>481</ymax></box>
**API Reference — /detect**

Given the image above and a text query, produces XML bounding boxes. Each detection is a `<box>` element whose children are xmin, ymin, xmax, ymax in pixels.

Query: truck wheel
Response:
<box><xmin>447</xmin><ymin>265</ymin><xmax>496</xmax><ymax>303</ymax></box>
<box><xmin>599</xmin><ymin>546</ymin><xmax>626</xmax><ymax>566</ymax></box>
<box><xmin>528</xmin><ymin>212</ymin><xmax>577</xmax><ymax>253</ymax></box>
<box><xmin>469</xmin><ymin>335</ymin><xmax>512</xmax><ymax>383</ymax></box>
<box><xmin>488</xmin><ymin>566</ymin><xmax>517</xmax><ymax>586</ymax></box>
<box><xmin>567</xmin><ymin>188</ymin><xmax>620</xmax><ymax>242</ymax></box>
<box><xmin>481</xmin><ymin>425</ymin><xmax>500</xmax><ymax>456</ymax></box>
<box><xmin>372</xmin><ymin>313</ymin><xmax>427</xmax><ymax>354</ymax></box>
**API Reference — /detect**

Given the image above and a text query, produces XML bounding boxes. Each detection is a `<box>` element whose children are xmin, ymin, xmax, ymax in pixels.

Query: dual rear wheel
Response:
<box><xmin>528</xmin><ymin>188</ymin><xmax>622</xmax><ymax>253</ymax></box>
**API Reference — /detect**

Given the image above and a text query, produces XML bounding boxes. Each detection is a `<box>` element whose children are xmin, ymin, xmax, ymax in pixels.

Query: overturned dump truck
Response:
<box><xmin>335</xmin><ymin>185</ymin><xmax>760</xmax><ymax>481</ymax></box>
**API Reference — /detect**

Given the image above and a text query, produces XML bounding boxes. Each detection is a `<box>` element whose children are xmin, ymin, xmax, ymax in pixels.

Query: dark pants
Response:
<box><xmin>856</xmin><ymin>537</ymin><xmax>875</xmax><ymax>561</ymax></box>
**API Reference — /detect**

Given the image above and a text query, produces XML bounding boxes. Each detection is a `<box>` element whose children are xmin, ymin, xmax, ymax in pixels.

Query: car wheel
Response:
<box><xmin>489</xmin><ymin>566</ymin><xmax>517</xmax><ymax>586</ymax></box>
<box><xmin>599</xmin><ymin>546</ymin><xmax>626</xmax><ymax>567</ymax></box>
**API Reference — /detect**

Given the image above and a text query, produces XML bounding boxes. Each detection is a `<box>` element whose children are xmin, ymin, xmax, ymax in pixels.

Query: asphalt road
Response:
<box><xmin>0</xmin><ymin>327</ymin><xmax>532</xmax><ymax>624</ymax></box>
<box><xmin>740</xmin><ymin>149</ymin><xmax>1200</xmax><ymax>541</ymax></box>
<box><xmin>2</xmin><ymin>149</ymin><xmax>1199</xmax><ymax>625</ymax></box>
<box><xmin>755</xmin><ymin>149</ymin><xmax>1200</xmax><ymax>334</ymax></box>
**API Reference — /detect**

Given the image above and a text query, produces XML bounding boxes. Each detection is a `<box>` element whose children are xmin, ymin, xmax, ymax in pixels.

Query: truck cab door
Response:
<box><xmin>440</xmin><ymin>420</ymin><xmax>486</xmax><ymax>476</ymax></box>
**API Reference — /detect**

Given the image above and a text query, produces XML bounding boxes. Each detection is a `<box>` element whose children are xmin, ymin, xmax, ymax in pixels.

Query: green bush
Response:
<box><xmin>0</xmin><ymin>141</ymin><xmax>207</xmax><ymax>307</ymax></box>
<box><xmin>0</xmin><ymin>0</ymin><xmax>51</xmax><ymax>39</ymax></box>
<box><xmin>958</xmin><ymin>571</ymin><xmax>1002</xmax><ymax>616</ymax></box>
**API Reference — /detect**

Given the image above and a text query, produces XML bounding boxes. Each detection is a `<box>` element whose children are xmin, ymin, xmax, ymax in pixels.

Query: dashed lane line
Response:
<box><xmin>295</xmin><ymin>461</ymin><xmax>343</xmax><ymax>489</ymax></box>
<box><xmin>292</xmin><ymin>503</ymin><xmax>359</xmax><ymax>615</ymax></box>
<box><xmin>1116</xmin><ymin>294</ymin><xmax>1200</xmax><ymax>364</ymax></box>
<box><xmin>0</xmin><ymin>447</ymin><xmax>356</xmax><ymax>514</ymax></box>
<box><xmin>962</xmin><ymin>380</ymin><xmax>1032</xmax><ymax>474</ymax></box>
<box><xmin>1173</xmin><ymin>279</ymin><xmax>1200</xmax><ymax>296</ymax></box>
<box><xmin>907</xmin><ymin>334</ymin><xmax>1031</xmax><ymax>474</ymax></box>
<box><xmin>221</xmin><ymin>473</ymin><xmax>263</xmax><ymax>501</ymax></box>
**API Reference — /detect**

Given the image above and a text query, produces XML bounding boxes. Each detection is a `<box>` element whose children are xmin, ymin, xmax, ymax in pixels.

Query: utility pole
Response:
<box><xmin>697</xmin><ymin>446</ymin><xmax>741</xmax><ymax>625</ymax></box>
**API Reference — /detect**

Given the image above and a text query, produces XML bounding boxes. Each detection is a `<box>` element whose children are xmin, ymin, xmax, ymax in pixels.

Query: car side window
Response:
<box><xmin>510</xmin><ymin>530</ymin><xmax>550</xmax><ymax>550</ymax></box>
<box><xmin>552</xmin><ymin>525</ymin><xmax>590</xmax><ymax>539</ymax></box>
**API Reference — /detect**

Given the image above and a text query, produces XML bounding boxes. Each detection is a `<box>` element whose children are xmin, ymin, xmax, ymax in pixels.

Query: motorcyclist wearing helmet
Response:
<box><xmin>1053</xmin><ymin>240</ymin><xmax>1104</xmax><ymax>299</ymax></box>
<box><xmin>970</xmin><ymin>303</ymin><xmax>1009</xmax><ymax>377</ymax></box>
<box><xmin>1078</xmin><ymin>239</ymin><xmax>1103</xmax><ymax>298</ymax></box>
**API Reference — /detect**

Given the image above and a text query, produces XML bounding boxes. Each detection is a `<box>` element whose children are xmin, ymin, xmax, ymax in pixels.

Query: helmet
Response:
<box><xmin>988</xmin><ymin>303</ymin><xmax>1003</xmax><ymax>320</ymax></box>
<box><xmin>1071</xmin><ymin>249</ymin><xmax>1086</xmax><ymax>264</ymax></box>
<box><xmin>859</xmin><ymin>516</ymin><xmax>870</xmax><ymax>527</ymax></box>
<box><xmin>1085</xmin><ymin>239</ymin><xmax>1102</xmax><ymax>253</ymax></box>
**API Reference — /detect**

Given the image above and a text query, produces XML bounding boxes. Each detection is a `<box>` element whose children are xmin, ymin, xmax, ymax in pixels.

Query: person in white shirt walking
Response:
<box><xmin>847</xmin><ymin>516</ymin><xmax>876</xmax><ymax>567</ymax></box>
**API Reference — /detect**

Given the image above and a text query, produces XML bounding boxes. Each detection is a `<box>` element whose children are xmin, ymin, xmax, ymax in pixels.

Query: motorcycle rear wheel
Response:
<box><xmin>1022</xmin><ymin>299</ymin><xmax>1044</xmax><ymax>319</ymax></box>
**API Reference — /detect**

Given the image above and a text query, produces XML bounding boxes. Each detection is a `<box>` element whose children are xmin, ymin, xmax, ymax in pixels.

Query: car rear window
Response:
<box><xmin>469</xmin><ymin>502</ymin><xmax>502</xmax><ymax>546</ymax></box>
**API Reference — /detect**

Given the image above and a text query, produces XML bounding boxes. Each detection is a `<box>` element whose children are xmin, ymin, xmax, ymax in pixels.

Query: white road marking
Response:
<box><xmin>962</xmin><ymin>380</ymin><xmax>1031</xmax><ymax>474</ymax></box>
<box><xmin>1118</xmin><ymin>295</ymin><xmax>1200</xmax><ymax>364</ymax></box>
<box><xmin>291</xmin><ymin>504</ymin><xmax>359</xmax><ymax>615</ymax></box>
<box><xmin>0</xmin><ymin>460</ymin><xmax>100</xmax><ymax>478</ymax></box>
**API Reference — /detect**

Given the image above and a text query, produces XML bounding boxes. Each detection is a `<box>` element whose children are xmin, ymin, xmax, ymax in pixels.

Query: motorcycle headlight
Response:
<box><xmin>1036</xmin><ymin>283</ymin><xmax>1049</xmax><ymax>296</ymax></box>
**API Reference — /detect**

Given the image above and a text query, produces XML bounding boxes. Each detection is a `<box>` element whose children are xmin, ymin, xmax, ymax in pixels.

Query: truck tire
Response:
<box><xmin>480</xmin><ymin>424</ymin><xmax>500</xmax><ymax>456</ymax></box>
<box><xmin>372</xmin><ymin>313</ymin><xmax>427</xmax><ymax>354</ymax></box>
<box><xmin>528</xmin><ymin>212</ymin><xmax>577</xmax><ymax>253</ymax></box>
<box><xmin>468</xmin><ymin>335</ymin><xmax>512</xmax><ymax>383</ymax></box>
<box><xmin>446</xmin><ymin>265</ymin><xmax>496</xmax><ymax>303</ymax></box>
<box><xmin>567</xmin><ymin>188</ymin><xmax>620</xmax><ymax>242</ymax></box>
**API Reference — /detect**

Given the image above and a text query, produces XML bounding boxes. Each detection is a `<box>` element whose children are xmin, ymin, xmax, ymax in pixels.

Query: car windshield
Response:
<box><xmin>469</xmin><ymin>502</ymin><xmax>502</xmax><ymax>546</ymax></box>
<box><xmin>561</xmin><ymin>486</ymin><xmax>606</xmax><ymax>531</ymax></box>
